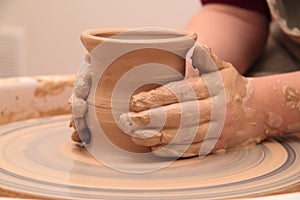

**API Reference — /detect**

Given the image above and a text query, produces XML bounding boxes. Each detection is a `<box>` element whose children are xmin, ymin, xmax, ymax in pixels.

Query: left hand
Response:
<box><xmin>119</xmin><ymin>45</ymin><xmax>271</xmax><ymax>157</ymax></box>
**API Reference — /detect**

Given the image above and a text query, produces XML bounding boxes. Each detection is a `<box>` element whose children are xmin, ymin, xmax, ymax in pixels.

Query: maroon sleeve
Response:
<box><xmin>201</xmin><ymin>0</ymin><xmax>270</xmax><ymax>18</ymax></box>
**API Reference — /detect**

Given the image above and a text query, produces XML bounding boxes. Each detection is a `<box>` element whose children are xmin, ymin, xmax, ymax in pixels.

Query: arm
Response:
<box><xmin>118</xmin><ymin>3</ymin><xmax>300</xmax><ymax>158</ymax></box>
<box><xmin>186</xmin><ymin>3</ymin><xmax>270</xmax><ymax>74</ymax></box>
<box><xmin>247</xmin><ymin>71</ymin><xmax>300</xmax><ymax>136</ymax></box>
<box><xmin>119</xmin><ymin>45</ymin><xmax>300</xmax><ymax>157</ymax></box>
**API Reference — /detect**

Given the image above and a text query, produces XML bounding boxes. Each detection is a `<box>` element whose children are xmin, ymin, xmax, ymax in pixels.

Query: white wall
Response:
<box><xmin>0</xmin><ymin>0</ymin><xmax>200</xmax><ymax>76</ymax></box>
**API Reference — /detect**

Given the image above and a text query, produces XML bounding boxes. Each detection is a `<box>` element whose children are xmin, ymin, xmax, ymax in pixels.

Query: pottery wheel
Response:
<box><xmin>0</xmin><ymin>115</ymin><xmax>300</xmax><ymax>199</ymax></box>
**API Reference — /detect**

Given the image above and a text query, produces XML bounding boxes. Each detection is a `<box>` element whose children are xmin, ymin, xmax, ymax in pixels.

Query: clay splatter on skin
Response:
<box><xmin>243</xmin><ymin>78</ymin><xmax>253</xmax><ymax>104</ymax></box>
<box><xmin>282</xmin><ymin>86</ymin><xmax>300</xmax><ymax>112</ymax></box>
<box><xmin>266</xmin><ymin>112</ymin><xmax>283</xmax><ymax>129</ymax></box>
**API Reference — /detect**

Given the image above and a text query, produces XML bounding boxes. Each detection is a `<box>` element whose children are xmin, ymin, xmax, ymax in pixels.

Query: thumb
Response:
<box><xmin>192</xmin><ymin>44</ymin><xmax>228</xmax><ymax>74</ymax></box>
<box><xmin>185</xmin><ymin>62</ymin><xmax>199</xmax><ymax>78</ymax></box>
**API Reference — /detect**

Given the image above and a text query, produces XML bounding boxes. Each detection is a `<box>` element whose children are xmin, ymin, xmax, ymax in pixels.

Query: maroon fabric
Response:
<box><xmin>201</xmin><ymin>0</ymin><xmax>270</xmax><ymax>18</ymax></box>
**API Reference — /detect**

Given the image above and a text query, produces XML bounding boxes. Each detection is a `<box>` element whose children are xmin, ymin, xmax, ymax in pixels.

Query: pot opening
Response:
<box><xmin>92</xmin><ymin>30</ymin><xmax>193</xmax><ymax>41</ymax></box>
<box><xmin>81</xmin><ymin>28</ymin><xmax>197</xmax><ymax>52</ymax></box>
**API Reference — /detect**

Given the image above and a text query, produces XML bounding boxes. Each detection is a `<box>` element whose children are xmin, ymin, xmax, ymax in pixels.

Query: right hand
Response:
<box><xmin>119</xmin><ymin>45</ymin><xmax>275</xmax><ymax>158</ymax></box>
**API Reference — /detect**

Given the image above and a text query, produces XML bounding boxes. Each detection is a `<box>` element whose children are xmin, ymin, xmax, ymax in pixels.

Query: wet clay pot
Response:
<box><xmin>80</xmin><ymin>28</ymin><xmax>197</xmax><ymax>153</ymax></box>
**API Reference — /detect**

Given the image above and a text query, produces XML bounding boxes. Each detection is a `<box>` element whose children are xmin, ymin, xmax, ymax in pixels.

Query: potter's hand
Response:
<box><xmin>119</xmin><ymin>45</ymin><xmax>271</xmax><ymax>157</ymax></box>
<box><xmin>70</xmin><ymin>57</ymin><xmax>92</xmax><ymax>143</ymax></box>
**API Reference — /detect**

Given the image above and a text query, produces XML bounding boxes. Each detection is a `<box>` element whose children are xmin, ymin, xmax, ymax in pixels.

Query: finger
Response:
<box><xmin>161</xmin><ymin>123</ymin><xmax>210</xmax><ymax>144</ymax></box>
<box><xmin>73</xmin><ymin>118</ymin><xmax>87</xmax><ymax>132</ymax></box>
<box><xmin>73</xmin><ymin>62</ymin><xmax>91</xmax><ymax>99</ymax></box>
<box><xmin>130</xmin><ymin>76</ymin><xmax>210</xmax><ymax>112</ymax></box>
<box><xmin>185</xmin><ymin>61</ymin><xmax>199</xmax><ymax>78</ymax></box>
<box><xmin>192</xmin><ymin>44</ymin><xmax>228</xmax><ymax>74</ymax></box>
<box><xmin>71</xmin><ymin>131</ymin><xmax>82</xmax><ymax>142</ymax></box>
<box><xmin>69</xmin><ymin>117</ymin><xmax>75</xmax><ymax>128</ymax></box>
<box><xmin>151</xmin><ymin>142</ymin><xmax>202</xmax><ymax>158</ymax></box>
<box><xmin>71</xmin><ymin>128</ymin><xmax>90</xmax><ymax>143</ymax></box>
<box><xmin>72</xmin><ymin>96</ymin><xmax>88</xmax><ymax>118</ymax></box>
<box><xmin>120</xmin><ymin>100</ymin><xmax>211</xmax><ymax>132</ymax></box>
<box><xmin>130</xmin><ymin>129</ymin><xmax>162</xmax><ymax>146</ymax></box>
<box><xmin>151</xmin><ymin>138</ymin><xmax>220</xmax><ymax>158</ymax></box>
<box><xmin>130</xmin><ymin>123</ymin><xmax>210</xmax><ymax>146</ymax></box>
<box><xmin>70</xmin><ymin>116</ymin><xmax>90</xmax><ymax>143</ymax></box>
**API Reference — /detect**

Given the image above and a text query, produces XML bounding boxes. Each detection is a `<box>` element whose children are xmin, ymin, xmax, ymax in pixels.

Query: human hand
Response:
<box><xmin>119</xmin><ymin>45</ymin><xmax>272</xmax><ymax>157</ymax></box>
<box><xmin>70</xmin><ymin>56</ymin><xmax>92</xmax><ymax>144</ymax></box>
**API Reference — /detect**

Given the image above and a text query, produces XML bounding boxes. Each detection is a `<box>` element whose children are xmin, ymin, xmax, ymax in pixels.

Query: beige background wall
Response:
<box><xmin>0</xmin><ymin>0</ymin><xmax>200</xmax><ymax>76</ymax></box>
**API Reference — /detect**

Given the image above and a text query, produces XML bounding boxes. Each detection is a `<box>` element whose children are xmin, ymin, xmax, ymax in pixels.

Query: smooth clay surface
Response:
<box><xmin>72</xmin><ymin>28</ymin><xmax>197</xmax><ymax>152</ymax></box>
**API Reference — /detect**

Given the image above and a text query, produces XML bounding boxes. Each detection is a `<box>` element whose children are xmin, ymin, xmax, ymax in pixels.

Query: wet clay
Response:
<box><xmin>34</xmin><ymin>77</ymin><xmax>73</xmax><ymax>98</ymax></box>
<box><xmin>118</xmin><ymin>46</ymin><xmax>281</xmax><ymax>157</ymax></box>
<box><xmin>70</xmin><ymin>28</ymin><xmax>197</xmax><ymax>152</ymax></box>
<box><xmin>118</xmin><ymin>45</ymin><xmax>300</xmax><ymax>158</ymax></box>
<box><xmin>0</xmin><ymin>75</ymin><xmax>73</xmax><ymax>125</ymax></box>
<box><xmin>282</xmin><ymin>86</ymin><xmax>300</xmax><ymax>112</ymax></box>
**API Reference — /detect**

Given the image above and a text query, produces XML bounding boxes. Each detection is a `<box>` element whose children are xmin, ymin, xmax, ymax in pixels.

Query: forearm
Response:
<box><xmin>247</xmin><ymin>71</ymin><xmax>300</xmax><ymax>135</ymax></box>
<box><xmin>186</xmin><ymin>4</ymin><xmax>269</xmax><ymax>74</ymax></box>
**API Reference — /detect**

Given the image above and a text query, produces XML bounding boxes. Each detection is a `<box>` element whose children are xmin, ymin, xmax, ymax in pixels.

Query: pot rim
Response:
<box><xmin>80</xmin><ymin>28</ymin><xmax>197</xmax><ymax>52</ymax></box>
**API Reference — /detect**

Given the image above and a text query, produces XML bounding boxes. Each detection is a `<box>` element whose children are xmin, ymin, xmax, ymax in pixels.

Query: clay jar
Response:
<box><xmin>80</xmin><ymin>28</ymin><xmax>197</xmax><ymax>153</ymax></box>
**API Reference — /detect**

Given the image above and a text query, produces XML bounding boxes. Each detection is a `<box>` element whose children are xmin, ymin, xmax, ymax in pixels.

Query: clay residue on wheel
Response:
<box><xmin>0</xmin><ymin>188</ymin><xmax>57</xmax><ymax>199</ymax></box>
<box><xmin>0</xmin><ymin>107</ymin><xmax>71</xmax><ymax>125</ymax></box>
<box><xmin>34</xmin><ymin>76</ymin><xmax>74</xmax><ymax>98</ymax></box>
<box><xmin>0</xmin><ymin>75</ymin><xmax>73</xmax><ymax>125</ymax></box>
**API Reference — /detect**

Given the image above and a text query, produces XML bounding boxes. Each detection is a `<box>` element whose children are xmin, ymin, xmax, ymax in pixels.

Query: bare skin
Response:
<box><xmin>118</xmin><ymin>3</ymin><xmax>300</xmax><ymax>157</ymax></box>
<box><xmin>186</xmin><ymin>4</ymin><xmax>269</xmax><ymax>74</ymax></box>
